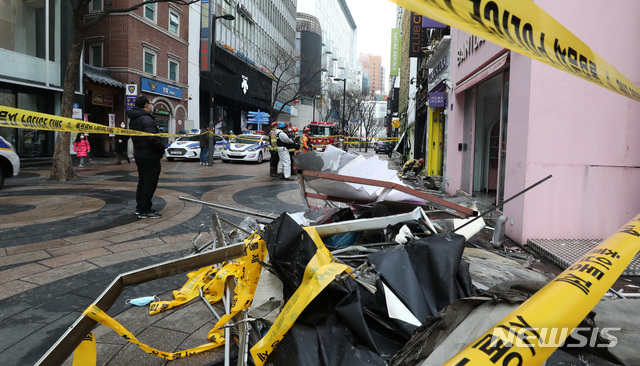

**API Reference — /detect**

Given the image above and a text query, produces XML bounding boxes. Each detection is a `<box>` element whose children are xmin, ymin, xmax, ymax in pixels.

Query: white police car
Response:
<box><xmin>0</xmin><ymin>136</ymin><xmax>20</xmax><ymax>190</ymax></box>
<box><xmin>221</xmin><ymin>134</ymin><xmax>271</xmax><ymax>163</ymax></box>
<box><xmin>165</xmin><ymin>130</ymin><xmax>228</xmax><ymax>161</ymax></box>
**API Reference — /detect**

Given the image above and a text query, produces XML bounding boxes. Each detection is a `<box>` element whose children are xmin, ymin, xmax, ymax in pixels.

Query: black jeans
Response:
<box><xmin>135</xmin><ymin>157</ymin><xmax>161</xmax><ymax>213</ymax></box>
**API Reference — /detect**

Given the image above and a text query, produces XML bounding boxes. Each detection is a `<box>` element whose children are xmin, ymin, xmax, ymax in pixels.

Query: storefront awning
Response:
<box><xmin>454</xmin><ymin>52</ymin><xmax>509</xmax><ymax>93</ymax></box>
<box><xmin>84</xmin><ymin>64</ymin><xmax>125</xmax><ymax>88</ymax></box>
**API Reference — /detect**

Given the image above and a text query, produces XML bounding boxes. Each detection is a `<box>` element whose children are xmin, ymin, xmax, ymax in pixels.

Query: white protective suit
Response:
<box><xmin>275</xmin><ymin>128</ymin><xmax>294</xmax><ymax>179</ymax></box>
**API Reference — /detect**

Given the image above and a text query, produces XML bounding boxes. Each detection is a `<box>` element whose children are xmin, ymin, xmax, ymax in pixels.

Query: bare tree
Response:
<box><xmin>253</xmin><ymin>46</ymin><xmax>323</xmax><ymax>122</ymax></box>
<box><xmin>50</xmin><ymin>0</ymin><xmax>197</xmax><ymax>182</ymax></box>
<box><xmin>349</xmin><ymin>92</ymin><xmax>385</xmax><ymax>152</ymax></box>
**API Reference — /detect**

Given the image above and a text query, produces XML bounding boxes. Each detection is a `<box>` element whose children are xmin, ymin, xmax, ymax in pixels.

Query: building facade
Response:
<box><xmin>196</xmin><ymin>0</ymin><xmax>297</xmax><ymax>133</ymax></box>
<box><xmin>293</xmin><ymin>0</ymin><xmax>357</xmax><ymax>129</ymax></box>
<box><xmin>0</xmin><ymin>0</ymin><xmax>74</xmax><ymax>158</ymax></box>
<box><xmin>444</xmin><ymin>0</ymin><xmax>640</xmax><ymax>245</ymax></box>
<box><xmin>84</xmin><ymin>0</ymin><xmax>191</xmax><ymax>154</ymax></box>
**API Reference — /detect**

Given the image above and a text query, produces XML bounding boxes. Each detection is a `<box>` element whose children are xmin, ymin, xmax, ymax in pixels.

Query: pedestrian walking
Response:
<box><xmin>275</xmin><ymin>122</ymin><xmax>295</xmax><ymax>181</ymax></box>
<box><xmin>199</xmin><ymin>128</ymin><xmax>210</xmax><ymax>165</ymax></box>
<box><xmin>73</xmin><ymin>133</ymin><xmax>90</xmax><ymax>167</ymax></box>
<box><xmin>115</xmin><ymin>122</ymin><xmax>130</xmax><ymax>165</ymax></box>
<box><xmin>128</xmin><ymin>96</ymin><xmax>165</xmax><ymax>219</ymax></box>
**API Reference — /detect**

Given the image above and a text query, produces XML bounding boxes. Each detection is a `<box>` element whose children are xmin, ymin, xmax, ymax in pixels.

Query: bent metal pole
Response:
<box><xmin>179</xmin><ymin>196</ymin><xmax>276</xmax><ymax>220</ymax></box>
<box><xmin>453</xmin><ymin>174</ymin><xmax>553</xmax><ymax>234</ymax></box>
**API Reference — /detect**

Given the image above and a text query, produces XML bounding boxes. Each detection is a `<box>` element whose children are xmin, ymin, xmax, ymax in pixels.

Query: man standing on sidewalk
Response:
<box><xmin>128</xmin><ymin>96</ymin><xmax>165</xmax><ymax>219</ymax></box>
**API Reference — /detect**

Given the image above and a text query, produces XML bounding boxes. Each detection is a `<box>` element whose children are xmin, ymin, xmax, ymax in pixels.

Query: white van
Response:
<box><xmin>0</xmin><ymin>136</ymin><xmax>20</xmax><ymax>190</ymax></box>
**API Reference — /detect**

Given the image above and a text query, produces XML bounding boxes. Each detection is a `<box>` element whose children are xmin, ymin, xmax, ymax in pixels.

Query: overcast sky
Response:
<box><xmin>345</xmin><ymin>0</ymin><xmax>398</xmax><ymax>76</ymax></box>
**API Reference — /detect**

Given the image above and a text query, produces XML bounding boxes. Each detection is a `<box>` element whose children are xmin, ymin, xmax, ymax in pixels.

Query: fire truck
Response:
<box><xmin>308</xmin><ymin>121</ymin><xmax>338</xmax><ymax>151</ymax></box>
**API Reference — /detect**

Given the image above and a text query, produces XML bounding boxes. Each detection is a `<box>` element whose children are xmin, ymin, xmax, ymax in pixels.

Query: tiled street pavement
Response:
<box><xmin>0</xmin><ymin>157</ymin><xmax>308</xmax><ymax>365</ymax></box>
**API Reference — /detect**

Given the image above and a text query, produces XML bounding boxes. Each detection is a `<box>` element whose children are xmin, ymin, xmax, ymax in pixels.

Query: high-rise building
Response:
<box><xmin>194</xmin><ymin>0</ymin><xmax>298</xmax><ymax>131</ymax></box>
<box><xmin>292</xmin><ymin>0</ymin><xmax>357</xmax><ymax>128</ymax></box>
<box><xmin>359</xmin><ymin>54</ymin><xmax>383</xmax><ymax>94</ymax></box>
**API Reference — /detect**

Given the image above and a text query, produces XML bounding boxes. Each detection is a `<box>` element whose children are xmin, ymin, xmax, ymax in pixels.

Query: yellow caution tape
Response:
<box><xmin>0</xmin><ymin>105</ymin><xmax>217</xmax><ymax>138</ymax></box>
<box><xmin>207</xmin><ymin>236</ymin><xmax>267</xmax><ymax>343</ymax></box>
<box><xmin>72</xmin><ymin>332</ymin><xmax>96</xmax><ymax>366</ymax></box>
<box><xmin>393</xmin><ymin>0</ymin><xmax>640</xmax><ymax>102</ymax></box>
<box><xmin>83</xmin><ymin>304</ymin><xmax>222</xmax><ymax>360</ymax></box>
<box><xmin>250</xmin><ymin>226</ymin><xmax>351</xmax><ymax>366</ymax></box>
<box><xmin>444</xmin><ymin>214</ymin><xmax>640</xmax><ymax>365</ymax></box>
<box><xmin>79</xmin><ymin>235</ymin><xmax>266</xmax><ymax>363</ymax></box>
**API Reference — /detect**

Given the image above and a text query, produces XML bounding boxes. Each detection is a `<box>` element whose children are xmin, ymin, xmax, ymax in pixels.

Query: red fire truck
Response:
<box><xmin>308</xmin><ymin>121</ymin><xmax>338</xmax><ymax>151</ymax></box>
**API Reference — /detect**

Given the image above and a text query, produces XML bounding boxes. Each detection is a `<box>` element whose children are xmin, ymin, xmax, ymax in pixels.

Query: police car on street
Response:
<box><xmin>0</xmin><ymin>136</ymin><xmax>20</xmax><ymax>190</ymax></box>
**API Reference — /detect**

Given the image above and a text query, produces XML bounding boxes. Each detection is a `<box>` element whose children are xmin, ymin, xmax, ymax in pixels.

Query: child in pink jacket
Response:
<box><xmin>74</xmin><ymin>133</ymin><xmax>91</xmax><ymax>167</ymax></box>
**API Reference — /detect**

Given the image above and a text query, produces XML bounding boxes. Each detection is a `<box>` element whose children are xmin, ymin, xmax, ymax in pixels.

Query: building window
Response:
<box><xmin>169</xmin><ymin>12</ymin><xmax>179</xmax><ymax>34</ymax></box>
<box><xmin>144</xmin><ymin>50</ymin><xmax>156</xmax><ymax>75</ymax></box>
<box><xmin>169</xmin><ymin>60</ymin><xmax>179</xmax><ymax>82</ymax></box>
<box><xmin>89</xmin><ymin>0</ymin><xmax>102</xmax><ymax>12</ymax></box>
<box><xmin>89</xmin><ymin>44</ymin><xmax>103</xmax><ymax>67</ymax></box>
<box><xmin>144</xmin><ymin>1</ymin><xmax>156</xmax><ymax>22</ymax></box>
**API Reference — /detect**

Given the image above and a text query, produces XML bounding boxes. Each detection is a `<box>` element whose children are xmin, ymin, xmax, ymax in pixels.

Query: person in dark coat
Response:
<box><xmin>127</xmin><ymin>96</ymin><xmax>165</xmax><ymax>219</ymax></box>
<box><xmin>115</xmin><ymin>122</ymin><xmax>130</xmax><ymax>164</ymax></box>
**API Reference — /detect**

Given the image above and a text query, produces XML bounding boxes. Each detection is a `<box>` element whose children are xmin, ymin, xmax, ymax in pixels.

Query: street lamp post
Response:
<box><xmin>208</xmin><ymin>13</ymin><xmax>235</xmax><ymax>166</ymax></box>
<box><xmin>334</xmin><ymin>78</ymin><xmax>346</xmax><ymax>151</ymax></box>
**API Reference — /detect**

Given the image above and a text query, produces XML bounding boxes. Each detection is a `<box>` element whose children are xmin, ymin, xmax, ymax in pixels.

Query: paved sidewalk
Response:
<box><xmin>0</xmin><ymin>157</ymin><xmax>306</xmax><ymax>365</ymax></box>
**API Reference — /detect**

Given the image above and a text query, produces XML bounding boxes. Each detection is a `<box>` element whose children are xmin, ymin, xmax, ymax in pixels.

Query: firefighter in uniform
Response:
<box><xmin>302</xmin><ymin>127</ymin><xmax>313</xmax><ymax>153</ymax></box>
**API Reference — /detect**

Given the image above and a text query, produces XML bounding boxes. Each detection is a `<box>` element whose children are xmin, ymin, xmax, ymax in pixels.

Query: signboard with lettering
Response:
<box><xmin>91</xmin><ymin>92</ymin><xmax>113</xmax><ymax>107</ymax></box>
<box><xmin>126</xmin><ymin>84</ymin><xmax>138</xmax><ymax>111</ymax></box>
<box><xmin>390</xmin><ymin>28</ymin><xmax>400</xmax><ymax>76</ymax></box>
<box><xmin>409</xmin><ymin>12</ymin><xmax>424</xmax><ymax>57</ymax></box>
<box><xmin>141</xmin><ymin>77</ymin><xmax>183</xmax><ymax>99</ymax></box>
<box><xmin>429</xmin><ymin>92</ymin><xmax>446</xmax><ymax>107</ymax></box>
<box><xmin>200</xmin><ymin>0</ymin><xmax>210</xmax><ymax>72</ymax></box>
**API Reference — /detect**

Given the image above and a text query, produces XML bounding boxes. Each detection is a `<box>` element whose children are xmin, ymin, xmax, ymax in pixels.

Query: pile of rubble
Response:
<box><xmin>43</xmin><ymin>147</ymin><xmax>638</xmax><ymax>366</ymax></box>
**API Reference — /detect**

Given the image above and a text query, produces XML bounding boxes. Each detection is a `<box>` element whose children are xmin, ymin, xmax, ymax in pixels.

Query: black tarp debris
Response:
<box><xmin>260</xmin><ymin>213</ymin><xmax>475</xmax><ymax>365</ymax></box>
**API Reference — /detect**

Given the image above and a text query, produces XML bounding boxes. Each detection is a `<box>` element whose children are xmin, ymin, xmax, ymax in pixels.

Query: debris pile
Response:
<box><xmin>41</xmin><ymin>147</ymin><xmax>640</xmax><ymax>366</ymax></box>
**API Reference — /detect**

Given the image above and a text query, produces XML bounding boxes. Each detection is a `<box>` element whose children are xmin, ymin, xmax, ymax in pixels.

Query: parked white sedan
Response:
<box><xmin>221</xmin><ymin>134</ymin><xmax>271</xmax><ymax>163</ymax></box>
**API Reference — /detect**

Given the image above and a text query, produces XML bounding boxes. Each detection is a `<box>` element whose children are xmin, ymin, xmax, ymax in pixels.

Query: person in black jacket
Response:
<box><xmin>127</xmin><ymin>96</ymin><xmax>165</xmax><ymax>219</ymax></box>
<box><xmin>115</xmin><ymin>122</ymin><xmax>130</xmax><ymax>165</ymax></box>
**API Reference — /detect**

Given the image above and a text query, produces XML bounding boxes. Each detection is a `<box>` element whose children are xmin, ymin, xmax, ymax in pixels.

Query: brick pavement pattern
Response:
<box><xmin>0</xmin><ymin>158</ymin><xmax>308</xmax><ymax>366</ymax></box>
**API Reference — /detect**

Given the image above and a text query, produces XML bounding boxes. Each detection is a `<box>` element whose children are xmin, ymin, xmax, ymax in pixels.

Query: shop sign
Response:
<box><xmin>409</xmin><ymin>12</ymin><xmax>425</xmax><ymax>57</ymax></box>
<box><xmin>428</xmin><ymin>56</ymin><xmax>448</xmax><ymax>84</ymax></box>
<box><xmin>92</xmin><ymin>92</ymin><xmax>113</xmax><ymax>107</ymax></box>
<box><xmin>200</xmin><ymin>0</ymin><xmax>210</xmax><ymax>72</ymax></box>
<box><xmin>457</xmin><ymin>35</ymin><xmax>484</xmax><ymax>65</ymax></box>
<box><xmin>153</xmin><ymin>105</ymin><xmax>170</xmax><ymax>116</ymax></box>
<box><xmin>422</xmin><ymin>16</ymin><xmax>446</xmax><ymax>29</ymax></box>
<box><xmin>390</xmin><ymin>28</ymin><xmax>400</xmax><ymax>76</ymax></box>
<box><xmin>141</xmin><ymin>77</ymin><xmax>183</xmax><ymax>99</ymax></box>
<box><xmin>428</xmin><ymin>92</ymin><xmax>446</xmax><ymax>107</ymax></box>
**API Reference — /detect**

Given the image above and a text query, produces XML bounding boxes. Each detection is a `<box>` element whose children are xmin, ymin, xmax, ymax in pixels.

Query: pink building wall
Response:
<box><xmin>446</xmin><ymin>0</ymin><xmax>640</xmax><ymax>244</ymax></box>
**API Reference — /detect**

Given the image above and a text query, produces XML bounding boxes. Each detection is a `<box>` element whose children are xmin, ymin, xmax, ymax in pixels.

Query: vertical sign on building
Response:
<box><xmin>409</xmin><ymin>12</ymin><xmax>424</xmax><ymax>57</ymax></box>
<box><xmin>125</xmin><ymin>84</ymin><xmax>137</xmax><ymax>111</ymax></box>
<box><xmin>200</xmin><ymin>0</ymin><xmax>210</xmax><ymax>72</ymax></box>
<box><xmin>390</xmin><ymin>28</ymin><xmax>400</xmax><ymax>76</ymax></box>
<box><xmin>108</xmin><ymin>113</ymin><xmax>116</xmax><ymax>137</ymax></box>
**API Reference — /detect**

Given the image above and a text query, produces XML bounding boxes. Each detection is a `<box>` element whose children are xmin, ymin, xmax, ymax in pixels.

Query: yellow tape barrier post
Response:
<box><xmin>250</xmin><ymin>226</ymin><xmax>351</xmax><ymax>365</ymax></box>
<box><xmin>392</xmin><ymin>0</ymin><xmax>640</xmax><ymax>102</ymax></box>
<box><xmin>444</xmin><ymin>214</ymin><xmax>640</xmax><ymax>365</ymax></box>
